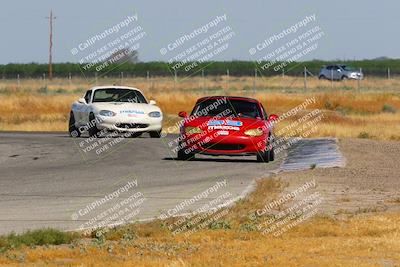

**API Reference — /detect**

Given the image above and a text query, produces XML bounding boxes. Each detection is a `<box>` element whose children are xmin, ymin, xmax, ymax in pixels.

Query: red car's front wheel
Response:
<box><xmin>177</xmin><ymin>142</ymin><xmax>194</xmax><ymax>160</ymax></box>
<box><xmin>257</xmin><ymin>139</ymin><xmax>275</xmax><ymax>163</ymax></box>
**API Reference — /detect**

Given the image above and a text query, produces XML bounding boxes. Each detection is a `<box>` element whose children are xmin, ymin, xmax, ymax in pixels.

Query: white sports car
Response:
<box><xmin>69</xmin><ymin>86</ymin><xmax>163</xmax><ymax>138</ymax></box>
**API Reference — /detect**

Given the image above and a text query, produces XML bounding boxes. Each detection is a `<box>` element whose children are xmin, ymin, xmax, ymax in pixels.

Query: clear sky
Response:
<box><xmin>0</xmin><ymin>0</ymin><xmax>398</xmax><ymax>63</ymax></box>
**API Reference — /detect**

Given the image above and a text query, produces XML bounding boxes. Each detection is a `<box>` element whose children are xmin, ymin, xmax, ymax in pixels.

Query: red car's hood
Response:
<box><xmin>184</xmin><ymin>116</ymin><xmax>265</xmax><ymax>134</ymax></box>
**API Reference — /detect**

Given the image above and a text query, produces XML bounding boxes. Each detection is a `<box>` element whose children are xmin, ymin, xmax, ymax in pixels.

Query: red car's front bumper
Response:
<box><xmin>182</xmin><ymin>133</ymin><xmax>267</xmax><ymax>156</ymax></box>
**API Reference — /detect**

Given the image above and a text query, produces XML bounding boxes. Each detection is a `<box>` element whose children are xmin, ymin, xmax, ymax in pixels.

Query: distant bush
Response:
<box><xmin>358</xmin><ymin>132</ymin><xmax>370</xmax><ymax>139</ymax></box>
<box><xmin>37</xmin><ymin>86</ymin><xmax>48</xmax><ymax>94</ymax></box>
<box><xmin>382</xmin><ymin>104</ymin><xmax>397</xmax><ymax>113</ymax></box>
<box><xmin>0</xmin><ymin>229</ymin><xmax>77</xmax><ymax>251</ymax></box>
<box><xmin>240</xmin><ymin>222</ymin><xmax>258</xmax><ymax>232</ymax></box>
<box><xmin>209</xmin><ymin>220</ymin><xmax>231</xmax><ymax>230</ymax></box>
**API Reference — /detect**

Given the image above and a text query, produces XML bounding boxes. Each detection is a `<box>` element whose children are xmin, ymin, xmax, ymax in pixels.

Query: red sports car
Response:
<box><xmin>176</xmin><ymin>96</ymin><xmax>278</xmax><ymax>162</ymax></box>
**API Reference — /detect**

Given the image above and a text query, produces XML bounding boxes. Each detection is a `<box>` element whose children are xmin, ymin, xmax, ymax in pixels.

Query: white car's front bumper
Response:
<box><xmin>96</xmin><ymin>115</ymin><xmax>162</xmax><ymax>133</ymax></box>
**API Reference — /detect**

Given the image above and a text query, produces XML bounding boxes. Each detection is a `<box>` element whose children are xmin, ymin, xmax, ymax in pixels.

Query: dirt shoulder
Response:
<box><xmin>280</xmin><ymin>138</ymin><xmax>400</xmax><ymax>216</ymax></box>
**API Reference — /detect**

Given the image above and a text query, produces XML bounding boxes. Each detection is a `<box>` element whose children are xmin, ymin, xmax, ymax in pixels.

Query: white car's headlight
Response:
<box><xmin>99</xmin><ymin>110</ymin><xmax>116</xmax><ymax>117</ymax></box>
<box><xmin>149</xmin><ymin>111</ymin><xmax>161</xmax><ymax>118</ymax></box>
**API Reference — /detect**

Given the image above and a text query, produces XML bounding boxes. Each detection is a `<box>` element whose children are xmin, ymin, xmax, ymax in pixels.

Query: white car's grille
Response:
<box><xmin>115</xmin><ymin>123</ymin><xmax>149</xmax><ymax>129</ymax></box>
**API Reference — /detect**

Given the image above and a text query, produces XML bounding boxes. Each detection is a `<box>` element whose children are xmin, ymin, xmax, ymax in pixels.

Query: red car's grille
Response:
<box><xmin>202</xmin><ymin>143</ymin><xmax>245</xmax><ymax>151</ymax></box>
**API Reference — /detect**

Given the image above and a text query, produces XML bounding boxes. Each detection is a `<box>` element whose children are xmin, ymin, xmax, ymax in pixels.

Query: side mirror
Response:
<box><xmin>178</xmin><ymin>111</ymin><xmax>188</xmax><ymax>118</ymax></box>
<box><xmin>149</xmin><ymin>100</ymin><xmax>156</xmax><ymax>105</ymax></box>
<box><xmin>268</xmin><ymin>114</ymin><xmax>279</xmax><ymax>121</ymax></box>
<box><xmin>78</xmin><ymin>97</ymin><xmax>86</xmax><ymax>104</ymax></box>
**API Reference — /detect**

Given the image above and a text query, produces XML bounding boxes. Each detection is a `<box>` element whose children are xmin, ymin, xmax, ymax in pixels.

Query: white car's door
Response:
<box><xmin>332</xmin><ymin>66</ymin><xmax>342</xmax><ymax>80</ymax></box>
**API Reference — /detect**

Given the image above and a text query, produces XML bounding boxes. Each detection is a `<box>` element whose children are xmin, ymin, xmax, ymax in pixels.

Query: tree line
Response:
<box><xmin>0</xmin><ymin>59</ymin><xmax>398</xmax><ymax>78</ymax></box>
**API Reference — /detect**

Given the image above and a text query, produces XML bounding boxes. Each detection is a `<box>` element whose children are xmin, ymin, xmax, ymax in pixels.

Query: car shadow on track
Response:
<box><xmin>163</xmin><ymin>157</ymin><xmax>258</xmax><ymax>163</ymax></box>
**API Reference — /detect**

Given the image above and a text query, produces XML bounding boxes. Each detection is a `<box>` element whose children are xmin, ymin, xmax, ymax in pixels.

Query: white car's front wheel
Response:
<box><xmin>88</xmin><ymin>113</ymin><xmax>100</xmax><ymax>137</ymax></box>
<box><xmin>149</xmin><ymin>130</ymin><xmax>162</xmax><ymax>138</ymax></box>
<box><xmin>68</xmin><ymin>111</ymin><xmax>81</xmax><ymax>138</ymax></box>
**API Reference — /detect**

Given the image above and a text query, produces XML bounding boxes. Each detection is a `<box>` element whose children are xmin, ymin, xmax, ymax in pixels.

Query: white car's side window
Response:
<box><xmin>84</xmin><ymin>90</ymin><xmax>92</xmax><ymax>104</ymax></box>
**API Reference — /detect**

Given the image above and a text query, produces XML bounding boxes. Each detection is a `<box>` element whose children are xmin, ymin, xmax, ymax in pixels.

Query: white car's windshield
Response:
<box><xmin>342</xmin><ymin>65</ymin><xmax>355</xmax><ymax>71</ymax></box>
<box><xmin>92</xmin><ymin>89</ymin><xmax>147</xmax><ymax>103</ymax></box>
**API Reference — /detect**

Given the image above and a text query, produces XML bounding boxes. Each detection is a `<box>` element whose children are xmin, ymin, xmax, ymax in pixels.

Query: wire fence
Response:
<box><xmin>1</xmin><ymin>68</ymin><xmax>400</xmax><ymax>94</ymax></box>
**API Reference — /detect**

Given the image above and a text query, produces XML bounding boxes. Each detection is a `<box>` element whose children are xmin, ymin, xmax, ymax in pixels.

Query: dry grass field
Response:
<box><xmin>2</xmin><ymin>213</ymin><xmax>399</xmax><ymax>266</ymax></box>
<box><xmin>1</xmin><ymin>76</ymin><xmax>399</xmax><ymax>140</ymax></box>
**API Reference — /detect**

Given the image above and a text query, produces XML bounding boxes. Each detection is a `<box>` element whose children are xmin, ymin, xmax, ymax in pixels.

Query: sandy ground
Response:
<box><xmin>277</xmin><ymin>138</ymin><xmax>400</xmax><ymax>216</ymax></box>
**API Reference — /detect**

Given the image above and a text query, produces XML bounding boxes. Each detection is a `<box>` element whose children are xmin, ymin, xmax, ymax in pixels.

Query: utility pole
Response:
<box><xmin>46</xmin><ymin>10</ymin><xmax>56</xmax><ymax>80</ymax></box>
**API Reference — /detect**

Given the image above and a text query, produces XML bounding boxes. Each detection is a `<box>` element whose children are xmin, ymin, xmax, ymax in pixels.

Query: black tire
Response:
<box><xmin>177</xmin><ymin>142</ymin><xmax>194</xmax><ymax>160</ymax></box>
<box><xmin>257</xmin><ymin>136</ymin><xmax>274</xmax><ymax>163</ymax></box>
<box><xmin>88</xmin><ymin>113</ymin><xmax>100</xmax><ymax>137</ymax></box>
<box><xmin>149</xmin><ymin>130</ymin><xmax>162</xmax><ymax>138</ymax></box>
<box><xmin>268</xmin><ymin>135</ymin><xmax>275</xmax><ymax>162</ymax></box>
<box><xmin>318</xmin><ymin>75</ymin><xmax>326</xmax><ymax>80</ymax></box>
<box><xmin>68</xmin><ymin>112</ymin><xmax>81</xmax><ymax>138</ymax></box>
<box><xmin>129</xmin><ymin>132</ymin><xmax>142</xmax><ymax>138</ymax></box>
<box><xmin>269</xmin><ymin>146</ymin><xmax>275</xmax><ymax>161</ymax></box>
<box><xmin>257</xmin><ymin>150</ymin><xmax>270</xmax><ymax>163</ymax></box>
<box><xmin>341</xmin><ymin>75</ymin><xmax>348</xmax><ymax>81</ymax></box>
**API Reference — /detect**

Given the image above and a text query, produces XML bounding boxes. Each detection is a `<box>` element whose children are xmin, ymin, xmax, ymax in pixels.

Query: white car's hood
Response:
<box><xmin>92</xmin><ymin>102</ymin><xmax>161</xmax><ymax>116</ymax></box>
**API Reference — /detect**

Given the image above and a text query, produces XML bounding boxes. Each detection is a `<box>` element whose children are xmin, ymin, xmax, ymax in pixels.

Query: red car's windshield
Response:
<box><xmin>191</xmin><ymin>98</ymin><xmax>262</xmax><ymax>119</ymax></box>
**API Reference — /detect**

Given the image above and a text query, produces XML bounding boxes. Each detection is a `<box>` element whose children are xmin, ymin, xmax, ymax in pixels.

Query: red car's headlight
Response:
<box><xmin>185</xmin><ymin>126</ymin><xmax>203</xmax><ymax>135</ymax></box>
<box><xmin>244</xmin><ymin>128</ymin><xmax>264</xmax><ymax>137</ymax></box>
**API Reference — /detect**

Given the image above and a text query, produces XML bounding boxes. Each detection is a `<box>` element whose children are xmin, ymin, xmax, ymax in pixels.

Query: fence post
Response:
<box><xmin>358</xmin><ymin>68</ymin><xmax>361</xmax><ymax>90</ymax></box>
<box><xmin>42</xmin><ymin>73</ymin><xmax>47</xmax><ymax>94</ymax></box>
<box><xmin>202</xmin><ymin>69</ymin><xmax>205</xmax><ymax>91</ymax></box>
<box><xmin>330</xmin><ymin>69</ymin><xmax>333</xmax><ymax>89</ymax></box>
<box><xmin>226</xmin><ymin>69</ymin><xmax>230</xmax><ymax>92</ymax></box>
<box><xmin>43</xmin><ymin>73</ymin><xmax>46</xmax><ymax>87</ymax></box>
<box><xmin>146</xmin><ymin>71</ymin><xmax>150</xmax><ymax>89</ymax></box>
<box><xmin>68</xmin><ymin>73</ymin><xmax>72</xmax><ymax>87</ymax></box>
<box><xmin>120</xmin><ymin>72</ymin><xmax>124</xmax><ymax>85</ymax></box>
<box><xmin>387</xmin><ymin>68</ymin><xmax>391</xmax><ymax>80</ymax></box>
<box><xmin>174</xmin><ymin>69</ymin><xmax>177</xmax><ymax>90</ymax></box>
<box><xmin>282</xmin><ymin>68</ymin><xmax>285</xmax><ymax>77</ymax></box>
<box><xmin>253</xmin><ymin>68</ymin><xmax>257</xmax><ymax>94</ymax></box>
<box><xmin>17</xmin><ymin>74</ymin><xmax>20</xmax><ymax>87</ymax></box>
<box><xmin>304</xmin><ymin>66</ymin><xmax>307</xmax><ymax>89</ymax></box>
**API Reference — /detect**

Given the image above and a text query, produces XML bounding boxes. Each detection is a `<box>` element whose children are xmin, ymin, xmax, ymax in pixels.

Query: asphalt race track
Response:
<box><xmin>0</xmin><ymin>132</ymin><xmax>344</xmax><ymax>235</ymax></box>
